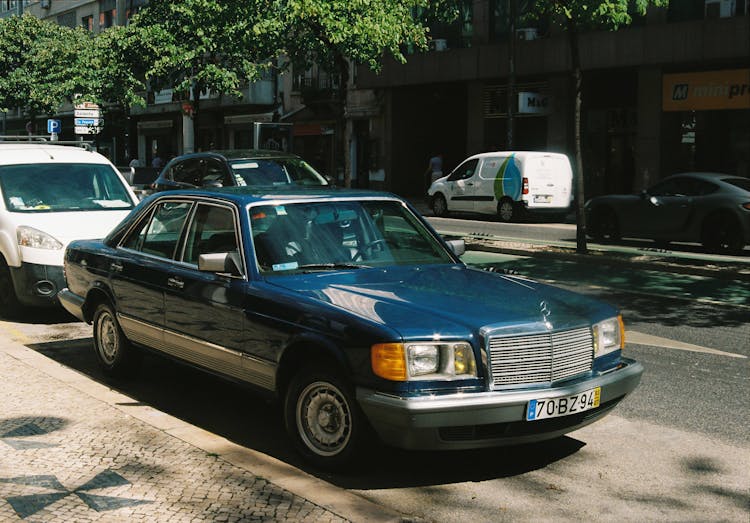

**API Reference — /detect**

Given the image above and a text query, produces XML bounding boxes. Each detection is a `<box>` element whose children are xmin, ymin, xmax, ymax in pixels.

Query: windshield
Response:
<box><xmin>0</xmin><ymin>163</ymin><xmax>133</xmax><ymax>213</ymax></box>
<box><xmin>250</xmin><ymin>200</ymin><xmax>454</xmax><ymax>273</ymax></box>
<box><xmin>229</xmin><ymin>158</ymin><xmax>328</xmax><ymax>187</ymax></box>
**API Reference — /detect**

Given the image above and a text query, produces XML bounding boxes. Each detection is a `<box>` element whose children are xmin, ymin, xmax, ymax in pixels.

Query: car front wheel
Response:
<box><xmin>92</xmin><ymin>302</ymin><xmax>140</xmax><ymax>377</ymax></box>
<box><xmin>284</xmin><ymin>368</ymin><xmax>369</xmax><ymax>469</ymax></box>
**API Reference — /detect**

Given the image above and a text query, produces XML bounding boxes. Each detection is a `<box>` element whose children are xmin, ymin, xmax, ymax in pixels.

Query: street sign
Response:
<box><xmin>47</xmin><ymin>119</ymin><xmax>61</xmax><ymax>134</ymax></box>
<box><xmin>75</xmin><ymin>126</ymin><xmax>101</xmax><ymax>135</ymax></box>
<box><xmin>75</xmin><ymin>101</ymin><xmax>100</xmax><ymax>110</ymax></box>
<box><xmin>74</xmin><ymin>117</ymin><xmax>103</xmax><ymax>127</ymax></box>
<box><xmin>74</xmin><ymin>109</ymin><xmax>101</xmax><ymax>118</ymax></box>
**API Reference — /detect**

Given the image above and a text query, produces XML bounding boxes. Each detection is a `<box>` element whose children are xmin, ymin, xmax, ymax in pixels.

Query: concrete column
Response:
<box><xmin>466</xmin><ymin>81</ymin><xmax>484</xmax><ymax>154</ymax></box>
<box><xmin>636</xmin><ymin>67</ymin><xmax>662</xmax><ymax>191</ymax></box>
<box><xmin>182</xmin><ymin>114</ymin><xmax>194</xmax><ymax>154</ymax></box>
<box><xmin>116</xmin><ymin>0</ymin><xmax>127</xmax><ymax>26</ymax></box>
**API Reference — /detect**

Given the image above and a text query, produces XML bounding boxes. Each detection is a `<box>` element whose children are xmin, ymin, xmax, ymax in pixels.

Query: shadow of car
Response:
<box><xmin>152</xmin><ymin>150</ymin><xmax>329</xmax><ymax>192</ymax></box>
<box><xmin>585</xmin><ymin>172</ymin><xmax>750</xmax><ymax>254</ymax></box>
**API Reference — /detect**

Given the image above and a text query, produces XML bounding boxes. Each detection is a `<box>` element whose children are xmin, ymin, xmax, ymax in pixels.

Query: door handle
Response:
<box><xmin>167</xmin><ymin>277</ymin><xmax>184</xmax><ymax>289</ymax></box>
<box><xmin>466</xmin><ymin>182</ymin><xmax>474</xmax><ymax>186</ymax></box>
<box><xmin>110</xmin><ymin>262</ymin><xmax>123</xmax><ymax>272</ymax></box>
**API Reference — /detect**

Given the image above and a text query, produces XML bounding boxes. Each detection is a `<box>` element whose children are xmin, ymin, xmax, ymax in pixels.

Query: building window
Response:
<box><xmin>99</xmin><ymin>9</ymin><xmax>116</xmax><ymax>28</ymax></box>
<box><xmin>57</xmin><ymin>11</ymin><xmax>77</xmax><ymax>28</ymax></box>
<box><xmin>81</xmin><ymin>15</ymin><xmax>94</xmax><ymax>31</ymax></box>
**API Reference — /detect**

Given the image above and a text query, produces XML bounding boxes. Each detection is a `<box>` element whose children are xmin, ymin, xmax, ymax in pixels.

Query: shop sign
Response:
<box><xmin>663</xmin><ymin>69</ymin><xmax>750</xmax><ymax>111</ymax></box>
<box><xmin>154</xmin><ymin>88</ymin><xmax>173</xmax><ymax>104</ymax></box>
<box><xmin>518</xmin><ymin>92</ymin><xmax>551</xmax><ymax>115</ymax></box>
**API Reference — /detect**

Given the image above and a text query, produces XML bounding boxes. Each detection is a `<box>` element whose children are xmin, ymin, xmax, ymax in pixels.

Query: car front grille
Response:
<box><xmin>488</xmin><ymin>327</ymin><xmax>594</xmax><ymax>387</ymax></box>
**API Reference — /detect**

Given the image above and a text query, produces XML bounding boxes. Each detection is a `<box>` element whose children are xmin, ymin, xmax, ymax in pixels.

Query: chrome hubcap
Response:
<box><xmin>97</xmin><ymin>312</ymin><xmax>118</xmax><ymax>365</ymax></box>
<box><xmin>296</xmin><ymin>381</ymin><xmax>351</xmax><ymax>456</ymax></box>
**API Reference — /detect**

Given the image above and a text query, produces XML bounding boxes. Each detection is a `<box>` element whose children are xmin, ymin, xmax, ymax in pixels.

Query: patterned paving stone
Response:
<box><xmin>0</xmin><ymin>350</ymin><xmax>349</xmax><ymax>522</ymax></box>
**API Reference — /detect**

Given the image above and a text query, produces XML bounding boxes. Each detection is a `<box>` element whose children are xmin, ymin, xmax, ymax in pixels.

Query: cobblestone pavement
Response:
<box><xmin>0</xmin><ymin>340</ymin><xmax>380</xmax><ymax>522</ymax></box>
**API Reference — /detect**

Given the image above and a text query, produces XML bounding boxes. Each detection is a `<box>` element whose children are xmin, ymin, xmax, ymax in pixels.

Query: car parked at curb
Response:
<box><xmin>585</xmin><ymin>172</ymin><xmax>750</xmax><ymax>254</ymax></box>
<box><xmin>152</xmin><ymin>150</ymin><xmax>329</xmax><ymax>192</ymax></box>
<box><xmin>0</xmin><ymin>138</ymin><xmax>139</xmax><ymax>316</ymax></box>
<box><xmin>59</xmin><ymin>187</ymin><xmax>642</xmax><ymax>469</ymax></box>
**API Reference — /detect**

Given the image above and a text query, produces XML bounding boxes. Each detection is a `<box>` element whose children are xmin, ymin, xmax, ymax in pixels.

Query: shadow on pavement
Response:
<box><xmin>28</xmin><ymin>337</ymin><xmax>586</xmax><ymax>489</ymax></box>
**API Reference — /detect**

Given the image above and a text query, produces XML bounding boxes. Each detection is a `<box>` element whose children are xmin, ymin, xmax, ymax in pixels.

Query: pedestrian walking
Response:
<box><xmin>425</xmin><ymin>152</ymin><xmax>443</xmax><ymax>191</ymax></box>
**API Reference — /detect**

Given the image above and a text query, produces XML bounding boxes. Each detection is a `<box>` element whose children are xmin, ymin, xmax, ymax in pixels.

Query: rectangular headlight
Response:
<box><xmin>593</xmin><ymin>315</ymin><xmax>624</xmax><ymax>357</ymax></box>
<box><xmin>372</xmin><ymin>341</ymin><xmax>477</xmax><ymax>381</ymax></box>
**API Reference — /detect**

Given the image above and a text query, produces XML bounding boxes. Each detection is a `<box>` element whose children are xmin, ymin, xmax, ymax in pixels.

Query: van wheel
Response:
<box><xmin>284</xmin><ymin>367</ymin><xmax>370</xmax><ymax>470</ymax></box>
<box><xmin>431</xmin><ymin>193</ymin><xmax>448</xmax><ymax>217</ymax></box>
<box><xmin>92</xmin><ymin>302</ymin><xmax>140</xmax><ymax>377</ymax></box>
<box><xmin>497</xmin><ymin>198</ymin><xmax>516</xmax><ymax>222</ymax></box>
<box><xmin>0</xmin><ymin>258</ymin><xmax>20</xmax><ymax>319</ymax></box>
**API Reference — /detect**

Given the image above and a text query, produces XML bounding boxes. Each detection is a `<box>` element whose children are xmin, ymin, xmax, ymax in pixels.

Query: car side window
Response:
<box><xmin>649</xmin><ymin>179</ymin><xmax>678</xmax><ymax>196</ymax></box>
<box><xmin>182</xmin><ymin>203</ymin><xmax>241</xmax><ymax>268</ymax></box>
<box><xmin>478</xmin><ymin>157</ymin><xmax>505</xmax><ymax>180</ymax></box>
<box><xmin>172</xmin><ymin>159</ymin><xmax>204</xmax><ymax>187</ymax></box>
<box><xmin>121</xmin><ymin>201</ymin><xmax>192</xmax><ymax>259</ymax></box>
<box><xmin>447</xmin><ymin>159</ymin><xmax>478</xmax><ymax>182</ymax></box>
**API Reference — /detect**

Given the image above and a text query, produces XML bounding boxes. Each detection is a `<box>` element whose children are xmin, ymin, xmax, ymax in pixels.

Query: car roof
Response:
<box><xmin>666</xmin><ymin>172</ymin><xmax>736</xmax><ymax>180</ymax></box>
<box><xmin>465</xmin><ymin>151</ymin><xmax>570</xmax><ymax>161</ymax></box>
<box><xmin>166</xmin><ymin>149</ymin><xmax>301</xmax><ymax>163</ymax></box>
<box><xmin>146</xmin><ymin>186</ymin><xmax>402</xmax><ymax>206</ymax></box>
<box><xmin>0</xmin><ymin>143</ymin><xmax>111</xmax><ymax>165</ymax></box>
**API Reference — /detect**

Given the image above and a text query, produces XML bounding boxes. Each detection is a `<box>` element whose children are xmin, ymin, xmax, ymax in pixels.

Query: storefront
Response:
<box><xmin>662</xmin><ymin>68</ymin><xmax>750</xmax><ymax>178</ymax></box>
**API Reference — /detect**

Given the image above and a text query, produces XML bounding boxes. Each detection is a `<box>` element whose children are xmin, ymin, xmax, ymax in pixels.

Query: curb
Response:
<box><xmin>0</xmin><ymin>335</ymin><xmax>406</xmax><ymax>523</ymax></box>
<box><xmin>463</xmin><ymin>238</ymin><xmax>750</xmax><ymax>282</ymax></box>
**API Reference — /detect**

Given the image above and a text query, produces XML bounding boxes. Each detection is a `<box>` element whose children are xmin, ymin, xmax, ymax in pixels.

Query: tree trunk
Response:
<box><xmin>567</xmin><ymin>19</ymin><xmax>588</xmax><ymax>254</ymax></box>
<box><xmin>337</xmin><ymin>54</ymin><xmax>351</xmax><ymax>188</ymax></box>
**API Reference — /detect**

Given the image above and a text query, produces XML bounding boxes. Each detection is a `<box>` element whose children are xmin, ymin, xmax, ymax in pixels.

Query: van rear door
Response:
<box><xmin>523</xmin><ymin>154</ymin><xmax>572</xmax><ymax>210</ymax></box>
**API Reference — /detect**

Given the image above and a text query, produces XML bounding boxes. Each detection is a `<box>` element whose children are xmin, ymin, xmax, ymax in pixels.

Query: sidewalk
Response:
<box><xmin>0</xmin><ymin>337</ymin><xmax>404</xmax><ymax>522</ymax></box>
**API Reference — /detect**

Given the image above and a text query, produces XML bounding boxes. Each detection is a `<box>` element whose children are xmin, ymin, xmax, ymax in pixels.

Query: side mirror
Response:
<box><xmin>445</xmin><ymin>239</ymin><xmax>465</xmax><ymax>257</ymax></box>
<box><xmin>198</xmin><ymin>252</ymin><xmax>243</xmax><ymax>276</ymax></box>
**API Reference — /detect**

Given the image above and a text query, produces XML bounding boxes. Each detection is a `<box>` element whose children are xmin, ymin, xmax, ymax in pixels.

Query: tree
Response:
<box><xmin>127</xmin><ymin>0</ymin><xmax>275</xmax><ymax>153</ymax></box>
<box><xmin>254</xmin><ymin>0</ymin><xmax>449</xmax><ymax>186</ymax></box>
<box><xmin>0</xmin><ymin>14</ymin><xmax>89</xmax><ymax>121</ymax></box>
<box><xmin>531</xmin><ymin>0</ymin><xmax>668</xmax><ymax>253</ymax></box>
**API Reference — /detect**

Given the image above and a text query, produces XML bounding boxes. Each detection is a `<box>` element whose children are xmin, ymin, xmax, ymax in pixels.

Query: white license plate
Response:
<box><xmin>533</xmin><ymin>195</ymin><xmax>552</xmax><ymax>203</ymax></box>
<box><xmin>526</xmin><ymin>387</ymin><xmax>601</xmax><ymax>421</ymax></box>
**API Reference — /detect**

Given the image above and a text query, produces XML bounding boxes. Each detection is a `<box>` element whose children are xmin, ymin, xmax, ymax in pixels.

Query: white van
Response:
<box><xmin>0</xmin><ymin>140</ymin><xmax>138</xmax><ymax>315</ymax></box>
<box><xmin>427</xmin><ymin>151</ymin><xmax>573</xmax><ymax>222</ymax></box>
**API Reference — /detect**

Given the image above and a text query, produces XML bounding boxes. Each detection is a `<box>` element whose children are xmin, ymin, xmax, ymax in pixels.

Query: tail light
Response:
<box><xmin>522</xmin><ymin>177</ymin><xmax>529</xmax><ymax>195</ymax></box>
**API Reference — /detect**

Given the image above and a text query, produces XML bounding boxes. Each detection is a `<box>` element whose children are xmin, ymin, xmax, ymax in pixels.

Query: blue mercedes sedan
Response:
<box><xmin>59</xmin><ymin>187</ymin><xmax>642</xmax><ymax>469</ymax></box>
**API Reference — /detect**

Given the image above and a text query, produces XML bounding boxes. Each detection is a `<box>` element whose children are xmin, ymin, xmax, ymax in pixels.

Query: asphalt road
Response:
<box><xmin>2</xmin><ymin>241</ymin><xmax>748</xmax><ymax>521</ymax></box>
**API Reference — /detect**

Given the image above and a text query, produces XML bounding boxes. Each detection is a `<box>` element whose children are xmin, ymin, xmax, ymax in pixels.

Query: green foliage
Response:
<box><xmin>0</xmin><ymin>14</ymin><xmax>89</xmax><ymax>116</ymax></box>
<box><xmin>127</xmin><ymin>0</ymin><xmax>273</xmax><ymax>101</ymax></box>
<box><xmin>254</xmin><ymin>0</ymin><xmax>434</xmax><ymax>76</ymax></box>
<box><xmin>533</xmin><ymin>0</ymin><xmax>669</xmax><ymax>31</ymax></box>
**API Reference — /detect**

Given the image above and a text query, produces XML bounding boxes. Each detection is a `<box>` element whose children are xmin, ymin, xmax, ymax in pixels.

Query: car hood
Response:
<box><xmin>267</xmin><ymin>265</ymin><xmax>615</xmax><ymax>340</ymax></box>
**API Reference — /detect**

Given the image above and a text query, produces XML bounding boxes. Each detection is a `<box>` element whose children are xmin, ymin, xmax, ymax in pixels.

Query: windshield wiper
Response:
<box><xmin>296</xmin><ymin>263</ymin><xmax>372</xmax><ymax>272</ymax></box>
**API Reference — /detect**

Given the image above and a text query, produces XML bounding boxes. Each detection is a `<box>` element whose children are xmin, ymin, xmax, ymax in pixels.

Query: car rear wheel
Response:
<box><xmin>497</xmin><ymin>198</ymin><xmax>516</xmax><ymax>222</ymax></box>
<box><xmin>431</xmin><ymin>193</ymin><xmax>448</xmax><ymax>217</ymax></box>
<box><xmin>284</xmin><ymin>367</ymin><xmax>369</xmax><ymax>470</ymax></box>
<box><xmin>92</xmin><ymin>302</ymin><xmax>140</xmax><ymax>377</ymax></box>
<box><xmin>0</xmin><ymin>258</ymin><xmax>20</xmax><ymax>319</ymax></box>
<box><xmin>702</xmin><ymin>215</ymin><xmax>744</xmax><ymax>254</ymax></box>
<box><xmin>589</xmin><ymin>207</ymin><xmax>621</xmax><ymax>242</ymax></box>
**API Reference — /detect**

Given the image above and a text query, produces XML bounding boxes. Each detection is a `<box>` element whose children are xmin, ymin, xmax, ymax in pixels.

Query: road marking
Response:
<box><xmin>627</xmin><ymin>331</ymin><xmax>747</xmax><ymax>359</ymax></box>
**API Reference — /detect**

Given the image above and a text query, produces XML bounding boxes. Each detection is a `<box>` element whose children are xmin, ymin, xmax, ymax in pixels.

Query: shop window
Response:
<box><xmin>99</xmin><ymin>9</ymin><xmax>116</xmax><ymax>28</ymax></box>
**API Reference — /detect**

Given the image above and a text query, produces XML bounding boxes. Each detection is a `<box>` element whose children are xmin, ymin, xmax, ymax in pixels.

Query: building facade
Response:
<box><xmin>354</xmin><ymin>0</ymin><xmax>750</xmax><ymax>197</ymax></box>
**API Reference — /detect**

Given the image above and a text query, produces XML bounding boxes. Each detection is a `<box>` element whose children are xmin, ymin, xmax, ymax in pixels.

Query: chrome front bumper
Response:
<box><xmin>357</xmin><ymin>358</ymin><xmax>643</xmax><ymax>450</ymax></box>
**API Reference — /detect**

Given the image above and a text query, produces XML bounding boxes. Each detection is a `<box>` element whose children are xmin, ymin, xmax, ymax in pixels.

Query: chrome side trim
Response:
<box><xmin>118</xmin><ymin>314</ymin><xmax>275</xmax><ymax>391</ymax></box>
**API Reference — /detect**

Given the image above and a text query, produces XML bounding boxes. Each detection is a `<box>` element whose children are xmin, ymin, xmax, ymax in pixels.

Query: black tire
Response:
<box><xmin>92</xmin><ymin>302</ymin><xmax>140</xmax><ymax>377</ymax></box>
<box><xmin>284</xmin><ymin>367</ymin><xmax>371</xmax><ymax>470</ymax></box>
<box><xmin>589</xmin><ymin>206</ymin><xmax>621</xmax><ymax>242</ymax></box>
<box><xmin>497</xmin><ymin>198</ymin><xmax>516</xmax><ymax>223</ymax></box>
<box><xmin>0</xmin><ymin>258</ymin><xmax>21</xmax><ymax>319</ymax></box>
<box><xmin>431</xmin><ymin>193</ymin><xmax>448</xmax><ymax>217</ymax></box>
<box><xmin>702</xmin><ymin>214</ymin><xmax>745</xmax><ymax>254</ymax></box>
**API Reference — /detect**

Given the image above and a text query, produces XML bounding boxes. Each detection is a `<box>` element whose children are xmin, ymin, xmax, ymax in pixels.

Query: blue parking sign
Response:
<box><xmin>47</xmin><ymin>119</ymin><xmax>62</xmax><ymax>134</ymax></box>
